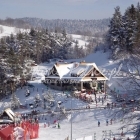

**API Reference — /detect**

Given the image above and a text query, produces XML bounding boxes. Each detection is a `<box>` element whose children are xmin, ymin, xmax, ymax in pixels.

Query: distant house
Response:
<box><xmin>45</xmin><ymin>62</ymin><xmax>108</xmax><ymax>92</ymax></box>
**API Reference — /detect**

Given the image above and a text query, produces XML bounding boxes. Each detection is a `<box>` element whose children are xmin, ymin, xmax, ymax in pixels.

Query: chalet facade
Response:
<box><xmin>45</xmin><ymin>62</ymin><xmax>108</xmax><ymax>92</ymax></box>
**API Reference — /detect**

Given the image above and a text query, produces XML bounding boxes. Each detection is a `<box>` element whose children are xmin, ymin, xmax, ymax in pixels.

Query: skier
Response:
<box><xmin>98</xmin><ymin>96</ymin><xmax>100</xmax><ymax>102</ymax></box>
<box><xmin>88</xmin><ymin>104</ymin><xmax>90</xmax><ymax>109</ymax></box>
<box><xmin>106</xmin><ymin>120</ymin><xmax>108</xmax><ymax>126</ymax></box>
<box><xmin>54</xmin><ymin>120</ymin><xmax>57</xmax><ymax>124</ymax></box>
<box><xmin>95</xmin><ymin>99</ymin><xmax>97</xmax><ymax>107</ymax></box>
<box><xmin>44</xmin><ymin>123</ymin><xmax>46</xmax><ymax>128</ymax></box>
<box><xmin>113</xmin><ymin>137</ymin><xmax>116</xmax><ymax>140</ymax></box>
<box><xmin>42</xmin><ymin>88</ymin><xmax>44</xmax><ymax>93</ymax></box>
<box><xmin>121</xmin><ymin>131</ymin><xmax>124</xmax><ymax>136</ymax></box>
<box><xmin>104</xmin><ymin>95</ymin><xmax>106</xmax><ymax>100</ymax></box>
<box><xmin>48</xmin><ymin>121</ymin><xmax>50</xmax><ymax>127</ymax></box>
<box><xmin>111</xmin><ymin>102</ymin><xmax>113</xmax><ymax>109</ymax></box>
<box><xmin>127</xmin><ymin>137</ymin><xmax>130</xmax><ymax>140</ymax></box>
<box><xmin>58</xmin><ymin>123</ymin><xmax>60</xmax><ymax>129</ymax></box>
<box><xmin>110</xmin><ymin>119</ymin><xmax>113</xmax><ymax>125</ymax></box>
<box><xmin>102</xmin><ymin>97</ymin><xmax>104</xmax><ymax>105</ymax></box>
<box><xmin>98</xmin><ymin>121</ymin><xmax>100</xmax><ymax>127</ymax></box>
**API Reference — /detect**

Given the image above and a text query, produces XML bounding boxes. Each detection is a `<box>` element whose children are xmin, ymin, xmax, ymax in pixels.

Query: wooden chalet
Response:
<box><xmin>45</xmin><ymin>62</ymin><xmax>108</xmax><ymax>92</ymax></box>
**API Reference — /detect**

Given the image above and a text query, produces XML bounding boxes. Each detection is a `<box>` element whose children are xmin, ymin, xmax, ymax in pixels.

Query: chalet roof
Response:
<box><xmin>2</xmin><ymin>108</ymin><xmax>15</xmax><ymax>121</ymax></box>
<box><xmin>46</xmin><ymin>62</ymin><xmax>108</xmax><ymax>81</ymax></box>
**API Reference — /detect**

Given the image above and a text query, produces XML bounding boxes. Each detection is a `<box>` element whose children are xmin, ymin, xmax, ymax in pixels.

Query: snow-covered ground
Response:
<box><xmin>0</xmin><ymin>24</ymin><xmax>29</xmax><ymax>38</ymax></box>
<box><xmin>0</xmin><ymin>25</ymin><xmax>135</xmax><ymax>139</ymax></box>
<box><xmin>0</xmin><ymin>50</ymin><xmax>135</xmax><ymax>140</ymax></box>
<box><xmin>69</xmin><ymin>34</ymin><xmax>90</xmax><ymax>49</ymax></box>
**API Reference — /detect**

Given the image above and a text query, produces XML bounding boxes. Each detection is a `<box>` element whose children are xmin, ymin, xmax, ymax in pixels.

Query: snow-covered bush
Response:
<box><xmin>11</xmin><ymin>94</ymin><xmax>20</xmax><ymax>110</ymax></box>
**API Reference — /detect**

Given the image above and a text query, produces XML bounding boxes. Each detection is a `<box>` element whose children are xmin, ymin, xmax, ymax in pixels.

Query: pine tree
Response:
<box><xmin>123</xmin><ymin>4</ymin><xmax>137</xmax><ymax>52</ymax></box>
<box><xmin>30</xmin><ymin>28</ymin><xmax>36</xmax><ymax>37</ymax></box>
<box><xmin>133</xmin><ymin>3</ymin><xmax>140</xmax><ymax>52</ymax></box>
<box><xmin>107</xmin><ymin>6</ymin><xmax>123</xmax><ymax>56</ymax></box>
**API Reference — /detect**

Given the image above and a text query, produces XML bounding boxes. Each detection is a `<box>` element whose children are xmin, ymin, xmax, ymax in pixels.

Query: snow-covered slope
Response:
<box><xmin>0</xmin><ymin>25</ymin><xmax>134</xmax><ymax>139</ymax></box>
<box><xmin>0</xmin><ymin>49</ymin><xmax>135</xmax><ymax>140</ymax></box>
<box><xmin>0</xmin><ymin>25</ymin><xmax>29</xmax><ymax>38</ymax></box>
<box><xmin>0</xmin><ymin>25</ymin><xmax>90</xmax><ymax>51</ymax></box>
<box><xmin>68</xmin><ymin>34</ymin><xmax>90</xmax><ymax>49</ymax></box>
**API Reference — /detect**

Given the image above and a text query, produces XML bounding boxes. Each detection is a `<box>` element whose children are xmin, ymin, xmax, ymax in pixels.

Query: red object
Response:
<box><xmin>0</xmin><ymin>121</ymin><xmax>39</xmax><ymax>140</ymax></box>
<box><xmin>0</xmin><ymin>125</ymin><xmax>13</xmax><ymax>140</ymax></box>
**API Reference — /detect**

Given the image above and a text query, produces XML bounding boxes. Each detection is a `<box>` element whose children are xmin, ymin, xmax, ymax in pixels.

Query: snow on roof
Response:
<box><xmin>47</xmin><ymin>62</ymin><xmax>108</xmax><ymax>81</ymax></box>
<box><xmin>92</xmin><ymin>63</ymin><xmax>108</xmax><ymax>80</ymax></box>
<box><xmin>54</xmin><ymin>63</ymin><xmax>74</xmax><ymax>78</ymax></box>
<box><xmin>70</xmin><ymin>65</ymin><xmax>91</xmax><ymax>76</ymax></box>
<box><xmin>4</xmin><ymin>108</ymin><xmax>15</xmax><ymax>121</ymax></box>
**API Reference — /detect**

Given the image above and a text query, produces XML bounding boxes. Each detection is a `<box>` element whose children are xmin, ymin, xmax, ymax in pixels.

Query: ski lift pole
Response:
<box><xmin>109</xmin><ymin>130</ymin><xmax>112</xmax><ymax>138</ymax></box>
<box><xmin>71</xmin><ymin>96</ymin><xmax>72</xmax><ymax>140</ymax></box>
<box><xmin>105</xmin><ymin>131</ymin><xmax>107</xmax><ymax>139</ymax></box>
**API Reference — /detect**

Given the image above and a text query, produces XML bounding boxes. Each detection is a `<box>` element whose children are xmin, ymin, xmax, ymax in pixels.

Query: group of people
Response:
<box><xmin>44</xmin><ymin>119</ymin><xmax>60</xmax><ymax>129</ymax></box>
<box><xmin>98</xmin><ymin>119</ymin><xmax>113</xmax><ymax>127</ymax></box>
<box><xmin>95</xmin><ymin>96</ymin><xmax>105</xmax><ymax>105</ymax></box>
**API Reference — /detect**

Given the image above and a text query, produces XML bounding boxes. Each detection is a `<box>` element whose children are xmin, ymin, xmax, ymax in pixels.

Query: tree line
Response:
<box><xmin>0</xmin><ymin>26</ymin><xmax>101</xmax><ymax>97</ymax></box>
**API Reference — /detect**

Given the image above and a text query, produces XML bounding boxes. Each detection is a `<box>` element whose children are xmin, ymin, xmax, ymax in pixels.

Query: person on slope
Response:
<box><xmin>58</xmin><ymin>123</ymin><xmax>60</xmax><ymax>129</ymax></box>
<box><xmin>106</xmin><ymin>120</ymin><xmax>108</xmax><ymax>126</ymax></box>
<box><xmin>98</xmin><ymin>121</ymin><xmax>100</xmax><ymax>127</ymax></box>
<box><xmin>110</xmin><ymin>119</ymin><xmax>113</xmax><ymax>125</ymax></box>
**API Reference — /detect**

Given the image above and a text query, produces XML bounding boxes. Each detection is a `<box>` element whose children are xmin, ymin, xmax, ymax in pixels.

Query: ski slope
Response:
<box><xmin>0</xmin><ymin>25</ymin><xmax>135</xmax><ymax>139</ymax></box>
<box><xmin>0</xmin><ymin>50</ymin><xmax>135</xmax><ymax>140</ymax></box>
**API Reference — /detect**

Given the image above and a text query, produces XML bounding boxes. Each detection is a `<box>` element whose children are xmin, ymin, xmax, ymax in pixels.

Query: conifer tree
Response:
<box><xmin>134</xmin><ymin>2</ymin><xmax>140</xmax><ymax>52</ymax></box>
<box><xmin>107</xmin><ymin>6</ymin><xmax>123</xmax><ymax>56</ymax></box>
<box><xmin>123</xmin><ymin>4</ymin><xmax>137</xmax><ymax>52</ymax></box>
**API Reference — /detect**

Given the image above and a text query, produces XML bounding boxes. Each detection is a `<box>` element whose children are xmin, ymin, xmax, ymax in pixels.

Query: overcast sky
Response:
<box><xmin>0</xmin><ymin>0</ymin><xmax>140</xmax><ymax>20</ymax></box>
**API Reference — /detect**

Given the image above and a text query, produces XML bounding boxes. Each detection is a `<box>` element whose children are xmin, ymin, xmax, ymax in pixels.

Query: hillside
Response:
<box><xmin>0</xmin><ymin>24</ymin><xmax>138</xmax><ymax>139</ymax></box>
<box><xmin>18</xmin><ymin>17</ymin><xmax>110</xmax><ymax>35</ymax></box>
<box><xmin>0</xmin><ymin>49</ymin><xmax>135</xmax><ymax>140</ymax></box>
<box><xmin>0</xmin><ymin>25</ymin><xmax>29</xmax><ymax>38</ymax></box>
